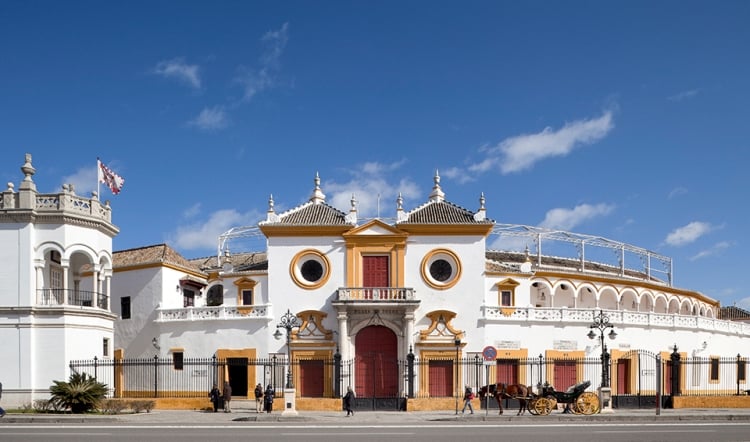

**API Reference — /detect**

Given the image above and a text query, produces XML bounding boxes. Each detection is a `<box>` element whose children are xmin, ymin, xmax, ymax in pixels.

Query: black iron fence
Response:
<box><xmin>69</xmin><ymin>349</ymin><xmax>750</xmax><ymax>408</ymax></box>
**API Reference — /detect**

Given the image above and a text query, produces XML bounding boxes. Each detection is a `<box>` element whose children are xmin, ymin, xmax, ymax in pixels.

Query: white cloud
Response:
<box><xmin>154</xmin><ymin>57</ymin><xmax>201</xmax><ymax>89</ymax></box>
<box><xmin>188</xmin><ymin>106</ymin><xmax>229</xmax><ymax>131</ymax></box>
<box><xmin>170</xmin><ymin>208</ymin><xmax>262</xmax><ymax>251</ymax></box>
<box><xmin>690</xmin><ymin>241</ymin><xmax>731</xmax><ymax>261</ymax></box>
<box><xmin>668</xmin><ymin>187</ymin><xmax>688</xmax><ymax>199</ymax></box>
<box><xmin>442</xmin><ymin>166</ymin><xmax>475</xmax><ymax>184</ymax></box>
<box><xmin>664</xmin><ymin>221</ymin><xmax>715</xmax><ymax>246</ymax></box>
<box><xmin>538</xmin><ymin>203</ymin><xmax>615</xmax><ymax>231</ymax></box>
<box><xmin>667</xmin><ymin>89</ymin><xmax>699</xmax><ymax>102</ymax></box>
<box><xmin>61</xmin><ymin>164</ymin><xmax>99</xmax><ymax>196</ymax></box>
<box><xmin>457</xmin><ymin>111</ymin><xmax>614</xmax><ymax>178</ymax></box>
<box><xmin>323</xmin><ymin>161</ymin><xmax>420</xmax><ymax>219</ymax></box>
<box><xmin>235</xmin><ymin>22</ymin><xmax>289</xmax><ymax>102</ymax></box>
<box><xmin>183</xmin><ymin>203</ymin><xmax>202</xmax><ymax>218</ymax></box>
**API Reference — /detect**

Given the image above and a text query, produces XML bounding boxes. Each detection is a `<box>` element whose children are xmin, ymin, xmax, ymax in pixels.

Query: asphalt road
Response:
<box><xmin>3</xmin><ymin>422</ymin><xmax>750</xmax><ymax>442</ymax></box>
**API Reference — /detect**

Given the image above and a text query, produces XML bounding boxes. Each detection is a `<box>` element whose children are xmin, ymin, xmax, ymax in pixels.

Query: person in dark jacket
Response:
<box><xmin>208</xmin><ymin>384</ymin><xmax>221</xmax><ymax>412</ymax></box>
<box><xmin>254</xmin><ymin>383</ymin><xmax>264</xmax><ymax>413</ymax></box>
<box><xmin>343</xmin><ymin>386</ymin><xmax>356</xmax><ymax>416</ymax></box>
<box><xmin>263</xmin><ymin>384</ymin><xmax>275</xmax><ymax>413</ymax></box>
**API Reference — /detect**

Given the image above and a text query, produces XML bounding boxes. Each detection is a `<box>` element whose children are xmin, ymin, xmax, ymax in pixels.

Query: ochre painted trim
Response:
<box><xmin>397</xmin><ymin>224</ymin><xmax>494</xmax><ymax>236</ymax></box>
<box><xmin>215</xmin><ymin>348</ymin><xmax>258</xmax><ymax>399</ymax></box>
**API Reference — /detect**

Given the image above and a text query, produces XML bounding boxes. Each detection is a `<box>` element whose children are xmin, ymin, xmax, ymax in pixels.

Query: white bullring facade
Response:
<box><xmin>2</xmin><ymin>153</ymin><xmax>749</xmax><ymax>410</ymax></box>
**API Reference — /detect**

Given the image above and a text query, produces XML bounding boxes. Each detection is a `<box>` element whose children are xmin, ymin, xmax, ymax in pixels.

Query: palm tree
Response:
<box><xmin>49</xmin><ymin>372</ymin><xmax>108</xmax><ymax>414</ymax></box>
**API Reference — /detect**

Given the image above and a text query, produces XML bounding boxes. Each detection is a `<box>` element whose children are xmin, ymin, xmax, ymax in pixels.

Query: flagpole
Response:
<box><xmin>96</xmin><ymin>158</ymin><xmax>100</xmax><ymax>198</ymax></box>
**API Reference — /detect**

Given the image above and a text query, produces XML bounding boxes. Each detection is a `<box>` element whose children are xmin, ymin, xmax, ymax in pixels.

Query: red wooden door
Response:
<box><xmin>355</xmin><ymin>325</ymin><xmax>398</xmax><ymax>397</ymax></box>
<box><xmin>616</xmin><ymin>359</ymin><xmax>631</xmax><ymax>394</ymax></box>
<box><xmin>363</xmin><ymin>256</ymin><xmax>389</xmax><ymax>287</ymax></box>
<box><xmin>299</xmin><ymin>359</ymin><xmax>324</xmax><ymax>397</ymax></box>
<box><xmin>496</xmin><ymin>360</ymin><xmax>519</xmax><ymax>384</ymax></box>
<box><xmin>553</xmin><ymin>360</ymin><xmax>577</xmax><ymax>391</ymax></box>
<box><xmin>428</xmin><ymin>360</ymin><xmax>453</xmax><ymax>397</ymax></box>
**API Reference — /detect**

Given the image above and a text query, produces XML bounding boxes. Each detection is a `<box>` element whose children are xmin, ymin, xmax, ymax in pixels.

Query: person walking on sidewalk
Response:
<box><xmin>222</xmin><ymin>381</ymin><xmax>232</xmax><ymax>413</ymax></box>
<box><xmin>0</xmin><ymin>381</ymin><xmax>6</xmax><ymax>418</ymax></box>
<box><xmin>254</xmin><ymin>383</ymin><xmax>264</xmax><ymax>413</ymax></box>
<box><xmin>264</xmin><ymin>384</ymin><xmax>275</xmax><ymax>413</ymax></box>
<box><xmin>461</xmin><ymin>385</ymin><xmax>474</xmax><ymax>414</ymax></box>
<box><xmin>208</xmin><ymin>384</ymin><xmax>221</xmax><ymax>412</ymax></box>
<box><xmin>343</xmin><ymin>386</ymin><xmax>356</xmax><ymax>416</ymax></box>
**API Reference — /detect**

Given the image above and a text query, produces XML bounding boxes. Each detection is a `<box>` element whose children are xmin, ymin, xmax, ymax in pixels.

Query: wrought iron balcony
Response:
<box><xmin>336</xmin><ymin>287</ymin><xmax>416</xmax><ymax>302</ymax></box>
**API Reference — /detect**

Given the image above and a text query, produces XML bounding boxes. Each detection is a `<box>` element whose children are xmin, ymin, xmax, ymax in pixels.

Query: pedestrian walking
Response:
<box><xmin>222</xmin><ymin>381</ymin><xmax>232</xmax><ymax>413</ymax></box>
<box><xmin>0</xmin><ymin>381</ymin><xmax>6</xmax><ymax>418</ymax></box>
<box><xmin>264</xmin><ymin>384</ymin><xmax>275</xmax><ymax>413</ymax></box>
<box><xmin>254</xmin><ymin>383</ymin><xmax>264</xmax><ymax>413</ymax></box>
<box><xmin>208</xmin><ymin>384</ymin><xmax>221</xmax><ymax>412</ymax></box>
<box><xmin>461</xmin><ymin>385</ymin><xmax>474</xmax><ymax>414</ymax></box>
<box><xmin>343</xmin><ymin>386</ymin><xmax>356</xmax><ymax>416</ymax></box>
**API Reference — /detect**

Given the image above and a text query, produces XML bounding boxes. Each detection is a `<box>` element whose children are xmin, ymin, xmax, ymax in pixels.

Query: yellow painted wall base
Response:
<box><xmin>672</xmin><ymin>396</ymin><xmax>750</xmax><ymax>408</ymax></box>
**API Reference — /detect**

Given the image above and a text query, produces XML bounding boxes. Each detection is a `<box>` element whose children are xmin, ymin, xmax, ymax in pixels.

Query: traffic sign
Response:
<box><xmin>482</xmin><ymin>345</ymin><xmax>497</xmax><ymax>361</ymax></box>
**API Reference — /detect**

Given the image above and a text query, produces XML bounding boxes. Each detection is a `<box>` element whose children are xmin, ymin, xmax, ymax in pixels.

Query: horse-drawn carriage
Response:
<box><xmin>528</xmin><ymin>380</ymin><xmax>600</xmax><ymax>415</ymax></box>
<box><xmin>478</xmin><ymin>380</ymin><xmax>600</xmax><ymax>416</ymax></box>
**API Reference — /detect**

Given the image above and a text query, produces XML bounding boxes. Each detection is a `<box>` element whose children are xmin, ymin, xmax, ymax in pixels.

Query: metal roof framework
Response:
<box><xmin>217</xmin><ymin>222</ymin><xmax>673</xmax><ymax>286</ymax></box>
<box><xmin>491</xmin><ymin>224</ymin><xmax>673</xmax><ymax>286</ymax></box>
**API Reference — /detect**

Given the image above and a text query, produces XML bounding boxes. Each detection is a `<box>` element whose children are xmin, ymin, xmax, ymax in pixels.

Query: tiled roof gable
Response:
<box><xmin>264</xmin><ymin>201</ymin><xmax>350</xmax><ymax>226</ymax></box>
<box><xmin>399</xmin><ymin>200</ymin><xmax>493</xmax><ymax>224</ymax></box>
<box><xmin>114</xmin><ymin>244</ymin><xmax>202</xmax><ymax>273</ymax></box>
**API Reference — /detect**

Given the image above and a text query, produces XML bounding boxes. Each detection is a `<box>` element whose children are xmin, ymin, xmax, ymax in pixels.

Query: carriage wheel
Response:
<box><xmin>528</xmin><ymin>398</ymin><xmax>539</xmax><ymax>415</ymax></box>
<box><xmin>574</xmin><ymin>392</ymin><xmax>600</xmax><ymax>415</ymax></box>
<box><xmin>533</xmin><ymin>397</ymin><xmax>552</xmax><ymax>416</ymax></box>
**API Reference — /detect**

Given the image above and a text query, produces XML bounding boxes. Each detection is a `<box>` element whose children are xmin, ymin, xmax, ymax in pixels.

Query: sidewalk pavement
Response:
<box><xmin>4</xmin><ymin>404</ymin><xmax>750</xmax><ymax>425</ymax></box>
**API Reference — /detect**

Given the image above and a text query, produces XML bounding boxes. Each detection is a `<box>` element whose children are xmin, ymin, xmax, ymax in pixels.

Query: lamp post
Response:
<box><xmin>587</xmin><ymin>309</ymin><xmax>617</xmax><ymax>388</ymax></box>
<box><xmin>454</xmin><ymin>338</ymin><xmax>461</xmax><ymax>415</ymax></box>
<box><xmin>275</xmin><ymin>309</ymin><xmax>301</xmax><ymax>389</ymax></box>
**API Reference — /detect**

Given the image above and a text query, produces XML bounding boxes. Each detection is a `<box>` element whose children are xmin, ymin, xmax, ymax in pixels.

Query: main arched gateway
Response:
<box><xmin>355</xmin><ymin>325</ymin><xmax>399</xmax><ymax>400</ymax></box>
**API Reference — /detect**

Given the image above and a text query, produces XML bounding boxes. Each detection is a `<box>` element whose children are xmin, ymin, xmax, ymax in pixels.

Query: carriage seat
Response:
<box><xmin>565</xmin><ymin>381</ymin><xmax>590</xmax><ymax>393</ymax></box>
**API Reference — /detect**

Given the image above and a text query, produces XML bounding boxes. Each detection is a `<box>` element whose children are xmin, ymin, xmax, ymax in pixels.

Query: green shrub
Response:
<box><xmin>33</xmin><ymin>399</ymin><xmax>55</xmax><ymax>413</ymax></box>
<box><xmin>49</xmin><ymin>372</ymin><xmax>108</xmax><ymax>414</ymax></box>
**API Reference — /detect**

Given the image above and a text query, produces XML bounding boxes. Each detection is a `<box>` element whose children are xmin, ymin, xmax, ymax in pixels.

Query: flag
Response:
<box><xmin>98</xmin><ymin>159</ymin><xmax>125</xmax><ymax>195</ymax></box>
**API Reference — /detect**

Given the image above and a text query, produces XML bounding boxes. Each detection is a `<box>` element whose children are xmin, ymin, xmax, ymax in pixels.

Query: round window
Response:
<box><xmin>290</xmin><ymin>249</ymin><xmax>331</xmax><ymax>290</ymax></box>
<box><xmin>429</xmin><ymin>259</ymin><xmax>453</xmax><ymax>282</ymax></box>
<box><xmin>301</xmin><ymin>260</ymin><xmax>323</xmax><ymax>282</ymax></box>
<box><xmin>421</xmin><ymin>249</ymin><xmax>462</xmax><ymax>290</ymax></box>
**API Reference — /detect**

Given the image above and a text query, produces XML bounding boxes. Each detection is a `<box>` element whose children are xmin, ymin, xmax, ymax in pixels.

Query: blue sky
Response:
<box><xmin>1</xmin><ymin>1</ymin><xmax>748</xmax><ymax>308</ymax></box>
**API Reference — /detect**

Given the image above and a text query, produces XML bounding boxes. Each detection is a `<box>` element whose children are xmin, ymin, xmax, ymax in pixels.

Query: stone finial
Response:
<box><xmin>396</xmin><ymin>192</ymin><xmax>403</xmax><ymax>211</ymax></box>
<box><xmin>428</xmin><ymin>169</ymin><xmax>444</xmax><ymax>203</ymax></box>
<box><xmin>20</xmin><ymin>153</ymin><xmax>37</xmax><ymax>191</ymax></box>
<box><xmin>474</xmin><ymin>192</ymin><xmax>487</xmax><ymax>221</ymax></box>
<box><xmin>266</xmin><ymin>194</ymin><xmax>280</xmax><ymax>222</ymax></box>
<box><xmin>345</xmin><ymin>193</ymin><xmax>358</xmax><ymax>224</ymax></box>
<box><xmin>310</xmin><ymin>172</ymin><xmax>326</xmax><ymax>204</ymax></box>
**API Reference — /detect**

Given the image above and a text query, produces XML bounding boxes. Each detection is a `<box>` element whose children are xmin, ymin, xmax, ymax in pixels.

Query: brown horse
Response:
<box><xmin>478</xmin><ymin>383</ymin><xmax>531</xmax><ymax>415</ymax></box>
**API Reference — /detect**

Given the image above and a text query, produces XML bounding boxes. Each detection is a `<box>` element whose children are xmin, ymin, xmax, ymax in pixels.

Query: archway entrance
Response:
<box><xmin>354</xmin><ymin>325</ymin><xmax>403</xmax><ymax>410</ymax></box>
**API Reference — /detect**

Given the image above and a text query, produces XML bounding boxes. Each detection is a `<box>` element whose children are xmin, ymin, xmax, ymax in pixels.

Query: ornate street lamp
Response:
<box><xmin>588</xmin><ymin>309</ymin><xmax>617</xmax><ymax>388</ymax></box>
<box><xmin>275</xmin><ymin>309</ymin><xmax>301</xmax><ymax>389</ymax></box>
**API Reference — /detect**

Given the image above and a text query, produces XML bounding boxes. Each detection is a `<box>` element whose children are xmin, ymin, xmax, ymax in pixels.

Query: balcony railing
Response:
<box><xmin>482</xmin><ymin>306</ymin><xmax>750</xmax><ymax>336</ymax></box>
<box><xmin>156</xmin><ymin>304</ymin><xmax>271</xmax><ymax>322</ymax></box>
<box><xmin>336</xmin><ymin>287</ymin><xmax>416</xmax><ymax>301</ymax></box>
<box><xmin>36</xmin><ymin>289</ymin><xmax>109</xmax><ymax>310</ymax></box>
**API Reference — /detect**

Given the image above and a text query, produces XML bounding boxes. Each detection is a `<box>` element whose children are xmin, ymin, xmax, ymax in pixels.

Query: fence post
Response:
<box><xmin>655</xmin><ymin>354</ymin><xmax>661</xmax><ymax>415</ymax></box>
<box><xmin>737</xmin><ymin>353</ymin><xmax>742</xmax><ymax>396</ymax></box>
<box><xmin>537</xmin><ymin>354</ymin><xmax>544</xmax><ymax>390</ymax></box>
<box><xmin>334</xmin><ymin>347</ymin><xmax>341</xmax><ymax>398</ymax></box>
<box><xmin>93</xmin><ymin>356</ymin><xmax>98</xmax><ymax>380</ymax></box>
<box><xmin>153</xmin><ymin>355</ymin><xmax>159</xmax><ymax>398</ymax></box>
<box><xmin>670</xmin><ymin>345</ymin><xmax>680</xmax><ymax>397</ymax></box>
<box><xmin>407</xmin><ymin>346</ymin><xmax>414</xmax><ymax>398</ymax></box>
<box><xmin>212</xmin><ymin>354</ymin><xmax>217</xmax><ymax>388</ymax></box>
